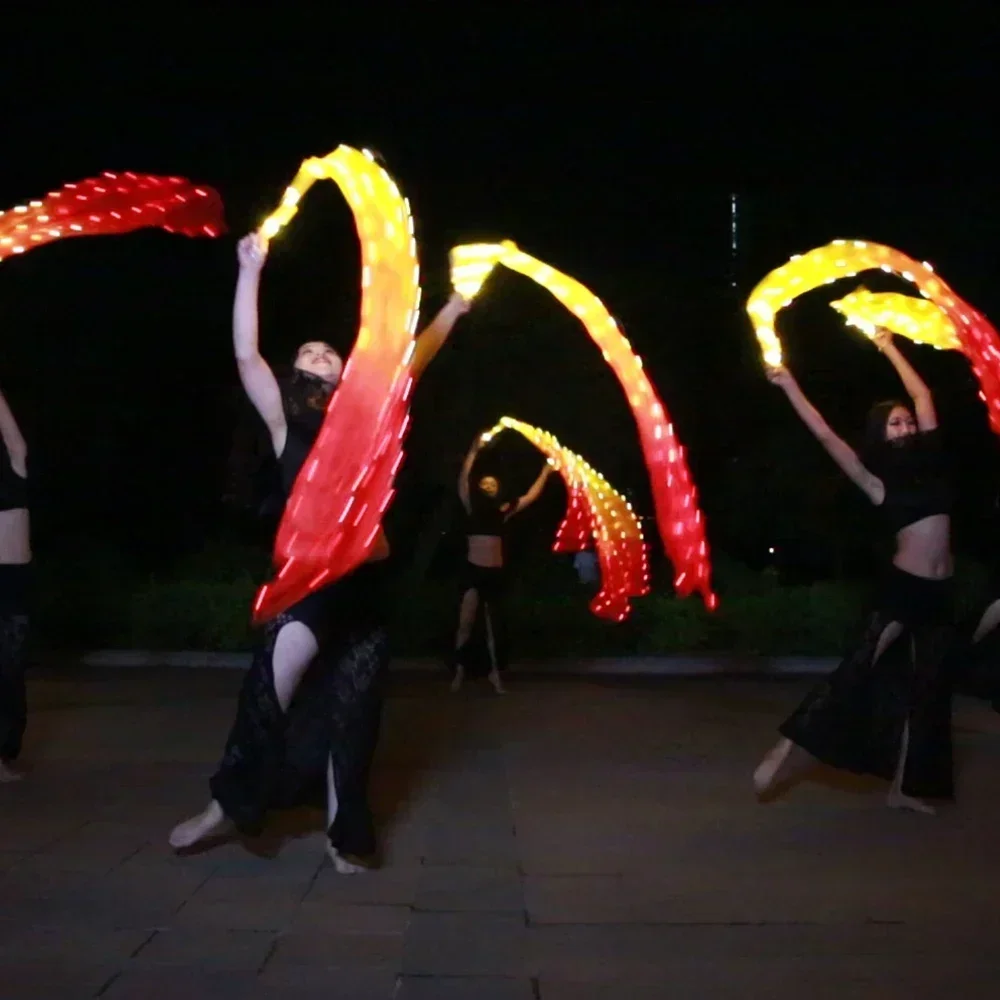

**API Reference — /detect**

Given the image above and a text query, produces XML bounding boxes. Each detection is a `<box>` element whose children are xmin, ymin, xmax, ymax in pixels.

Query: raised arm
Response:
<box><xmin>233</xmin><ymin>234</ymin><xmax>287</xmax><ymax>455</ymax></box>
<box><xmin>769</xmin><ymin>366</ymin><xmax>884</xmax><ymax>505</ymax></box>
<box><xmin>873</xmin><ymin>328</ymin><xmax>936</xmax><ymax>431</ymax></box>
<box><xmin>508</xmin><ymin>461</ymin><xmax>555</xmax><ymax>517</ymax></box>
<box><xmin>458</xmin><ymin>433</ymin><xmax>487</xmax><ymax>513</ymax></box>
<box><xmin>0</xmin><ymin>386</ymin><xmax>27</xmax><ymax>478</ymax></box>
<box><xmin>410</xmin><ymin>292</ymin><xmax>472</xmax><ymax>384</ymax></box>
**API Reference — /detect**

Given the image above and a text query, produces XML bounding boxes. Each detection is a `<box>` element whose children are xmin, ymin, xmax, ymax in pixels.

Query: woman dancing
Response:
<box><xmin>1</xmin><ymin>384</ymin><xmax>30</xmax><ymax>783</ymax></box>
<box><xmin>754</xmin><ymin>329</ymin><xmax>955</xmax><ymax>814</ymax></box>
<box><xmin>451</xmin><ymin>432</ymin><xmax>554</xmax><ymax>693</ymax></box>
<box><xmin>169</xmin><ymin>233</ymin><xmax>470</xmax><ymax>867</ymax></box>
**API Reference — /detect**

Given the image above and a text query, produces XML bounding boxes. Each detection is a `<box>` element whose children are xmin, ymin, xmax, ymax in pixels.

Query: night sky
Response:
<box><xmin>2</xmin><ymin>10</ymin><xmax>999</xmax><ymax>583</ymax></box>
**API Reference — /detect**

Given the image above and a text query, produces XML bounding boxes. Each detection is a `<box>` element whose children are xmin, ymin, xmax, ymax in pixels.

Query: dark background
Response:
<box><xmin>2</xmin><ymin>8</ymin><xmax>999</xmax><ymax>600</ymax></box>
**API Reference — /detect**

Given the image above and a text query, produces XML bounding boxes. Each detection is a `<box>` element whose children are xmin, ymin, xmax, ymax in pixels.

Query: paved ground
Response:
<box><xmin>3</xmin><ymin>666</ymin><xmax>1000</xmax><ymax>999</ymax></box>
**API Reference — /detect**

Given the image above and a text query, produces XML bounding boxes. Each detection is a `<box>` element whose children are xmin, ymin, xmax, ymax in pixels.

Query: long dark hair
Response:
<box><xmin>863</xmin><ymin>399</ymin><xmax>911</xmax><ymax>455</ymax></box>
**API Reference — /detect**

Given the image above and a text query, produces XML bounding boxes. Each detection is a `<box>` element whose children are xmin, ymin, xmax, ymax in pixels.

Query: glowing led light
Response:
<box><xmin>252</xmin><ymin>146</ymin><xmax>421</xmax><ymax>624</ymax></box>
<box><xmin>449</xmin><ymin>241</ymin><xmax>716</xmax><ymax>609</ymax></box>
<box><xmin>0</xmin><ymin>173</ymin><xmax>225</xmax><ymax>263</ymax></box>
<box><xmin>829</xmin><ymin>287</ymin><xmax>960</xmax><ymax>350</ymax></box>
<box><xmin>483</xmin><ymin>416</ymin><xmax>648</xmax><ymax>621</ymax></box>
<box><xmin>747</xmin><ymin>240</ymin><xmax>1000</xmax><ymax>435</ymax></box>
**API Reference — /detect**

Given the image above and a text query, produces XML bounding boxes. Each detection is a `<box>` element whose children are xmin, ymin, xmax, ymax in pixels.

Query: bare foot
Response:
<box><xmin>488</xmin><ymin>670</ymin><xmax>506</xmax><ymax>695</ymax></box>
<box><xmin>168</xmin><ymin>800</ymin><xmax>230</xmax><ymax>849</ymax></box>
<box><xmin>326</xmin><ymin>843</ymin><xmax>369</xmax><ymax>874</ymax></box>
<box><xmin>753</xmin><ymin>739</ymin><xmax>793</xmax><ymax>796</ymax></box>
<box><xmin>450</xmin><ymin>664</ymin><xmax>464</xmax><ymax>693</ymax></box>
<box><xmin>0</xmin><ymin>759</ymin><xmax>25</xmax><ymax>783</ymax></box>
<box><xmin>886</xmin><ymin>792</ymin><xmax>936</xmax><ymax>815</ymax></box>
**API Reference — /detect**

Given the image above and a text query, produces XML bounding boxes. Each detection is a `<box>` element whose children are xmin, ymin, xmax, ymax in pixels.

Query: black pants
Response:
<box><xmin>0</xmin><ymin>564</ymin><xmax>29</xmax><ymax>762</ymax></box>
<box><xmin>778</xmin><ymin>566</ymin><xmax>956</xmax><ymax>799</ymax></box>
<box><xmin>209</xmin><ymin>562</ymin><xmax>390</xmax><ymax>856</ymax></box>
<box><xmin>455</xmin><ymin>561</ymin><xmax>508</xmax><ymax>676</ymax></box>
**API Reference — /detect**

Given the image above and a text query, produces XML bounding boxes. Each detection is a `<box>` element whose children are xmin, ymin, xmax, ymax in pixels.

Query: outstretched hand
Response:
<box><xmin>237</xmin><ymin>233</ymin><xmax>268</xmax><ymax>272</ymax></box>
<box><xmin>872</xmin><ymin>326</ymin><xmax>894</xmax><ymax>351</ymax></box>
<box><xmin>766</xmin><ymin>365</ymin><xmax>794</xmax><ymax>389</ymax></box>
<box><xmin>449</xmin><ymin>291</ymin><xmax>473</xmax><ymax>315</ymax></box>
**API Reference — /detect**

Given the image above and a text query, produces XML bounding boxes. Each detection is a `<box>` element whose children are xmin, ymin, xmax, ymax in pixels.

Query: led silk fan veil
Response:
<box><xmin>0</xmin><ymin>172</ymin><xmax>224</xmax><ymax>262</ymax></box>
<box><xmin>746</xmin><ymin>240</ymin><xmax>1000</xmax><ymax>434</ymax></box>
<box><xmin>450</xmin><ymin>241</ymin><xmax>716</xmax><ymax>609</ymax></box>
<box><xmin>481</xmin><ymin>417</ymin><xmax>649</xmax><ymax>622</ymax></box>
<box><xmin>252</xmin><ymin>146</ymin><xmax>421</xmax><ymax>623</ymax></box>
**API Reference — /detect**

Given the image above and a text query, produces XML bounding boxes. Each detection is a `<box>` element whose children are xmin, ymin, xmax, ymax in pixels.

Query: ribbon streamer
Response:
<box><xmin>829</xmin><ymin>287</ymin><xmax>960</xmax><ymax>350</ymax></box>
<box><xmin>481</xmin><ymin>416</ymin><xmax>649</xmax><ymax>622</ymax></box>
<box><xmin>450</xmin><ymin>241</ymin><xmax>715</xmax><ymax>609</ymax></box>
<box><xmin>746</xmin><ymin>240</ymin><xmax>1000</xmax><ymax>434</ymax></box>
<box><xmin>0</xmin><ymin>172</ymin><xmax>225</xmax><ymax>261</ymax></box>
<box><xmin>252</xmin><ymin>146</ymin><xmax>421</xmax><ymax>623</ymax></box>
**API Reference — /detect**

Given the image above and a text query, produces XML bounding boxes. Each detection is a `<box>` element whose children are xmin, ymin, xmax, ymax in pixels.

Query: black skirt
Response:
<box><xmin>778</xmin><ymin>566</ymin><xmax>955</xmax><ymax>799</ymax></box>
<box><xmin>209</xmin><ymin>560</ymin><xmax>390</xmax><ymax>855</ymax></box>
<box><xmin>455</xmin><ymin>561</ymin><xmax>508</xmax><ymax>676</ymax></box>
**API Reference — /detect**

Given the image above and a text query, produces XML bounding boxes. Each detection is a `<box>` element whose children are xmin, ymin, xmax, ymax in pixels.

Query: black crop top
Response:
<box><xmin>278</xmin><ymin>417</ymin><xmax>320</xmax><ymax>498</ymax></box>
<box><xmin>0</xmin><ymin>442</ymin><xmax>27</xmax><ymax>512</ymax></box>
<box><xmin>276</xmin><ymin>373</ymin><xmax>330</xmax><ymax>499</ymax></box>
<box><xmin>466</xmin><ymin>496</ymin><xmax>508</xmax><ymax>537</ymax></box>
<box><xmin>871</xmin><ymin>428</ymin><xmax>953</xmax><ymax>533</ymax></box>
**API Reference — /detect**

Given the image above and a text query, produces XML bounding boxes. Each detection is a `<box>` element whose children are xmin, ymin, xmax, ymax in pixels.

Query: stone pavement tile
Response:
<box><xmin>100</xmin><ymin>967</ymin><xmax>260</xmax><ymax>1000</ymax></box>
<box><xmin>415</xmin><ymin>865</ymin><xmax>524</xmax><ymax>913</ymax></box>
<box><xmin>266</xmin><ymin>930</ymin><xmax>404</xmax><ymax>968</ymax></box>
<box><xmin>0</xmin><ymin>961</ymin><xmax>119</xmax><ymax>1000</ymax></box>
<box><xmin>401</xmin><ymin>912</ymin><xmax>526</xmax><ymax>977</ymax></box>
<box><xmin>190</xmin><ymin>872</ymin><xmax>314</xmax><ymax>905</ymax></box>
<box><xmin>526</xmin><ymin>923</ymin><xmax>994</xmax><ymax>981</ymax></box>
<box><xmin>0</xmin><ymin>925</ymin><xmax>152</xmax><ymax>965</ymax></box>
<box><xmin>0</xmin><ymin>815</ymin><xmax>82</xmax><ymax>852</ymax></box>
<box><xmin>397</xmin><ymin>975</ymin><xmax>535</xmax><ymax>1000</ymax></box>
<box><xmin>131</xmin><ymin>928</ymin><xmax>276</xmax><ymax>971</ymax></box>
<box><xmin>255</xmin><ymin>964</ymin><xmax>398</xmax><ymax>998</ymax></box>
<box><xmin>0</xmin><ymin>850</ymin><xmax>31</xmax><ymax>871</ymax></box>
<box><xmin>171</xmin><ymin>898</ymin><xmax>301</xmax><ymax>932</ymax></box>
<box><xmin>421</xmin><ymin>819</ymin><xmax>518</xmax><ymax>867</ymax></box>
<box><xmin>542</xmin><ymin>957</ymin><xmax>1000</xmax><ymax>1000</ymax></box>
<box><xmin>290</xmin><ymin>901</ymin><xmax>412</xmax><ymax>935</ymax></box>
<box><xmin>6</xmin><ymin>862</ymin><xmax>211</xmax><ymax>932</ymax></box>
<box><xmin>302</xmin><ymin>864</ymin><xmax>421</xmax><ymax>906</ymax></box>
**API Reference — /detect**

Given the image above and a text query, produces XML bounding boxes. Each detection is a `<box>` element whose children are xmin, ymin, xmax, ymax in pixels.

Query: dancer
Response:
<box><xmin>754</xmin><ymin>328</ymin><xmax>955</xmax><ymax>814</ymax></box>
<box><xmin>169</xmin><ymin>233</ymin><xmax>470</xmax><ymax>866</ymax></box>
<box><xmin>451</xmin><ymin>432</ymin><xmax>554</xmax><ymax>693</ymax></box>
<box><xmin>0</xmin><ymin>384</ymin><xmax>30</xmax><ymax>783</ymax></box>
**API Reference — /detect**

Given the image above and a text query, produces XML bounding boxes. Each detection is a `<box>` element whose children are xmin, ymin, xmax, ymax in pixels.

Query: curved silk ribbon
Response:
<box><xmin>450</xmin><ymin>241</ymin><xmax>716</xmax><ymax>609</ymax></box>
<box><xmin>0</xmin><ymin>171</ymin><xmax>224</xmax><ymax>262</ymax></box>
<box><xmin>481</xmin><ymin>416</ymin><xmax>649</xmax><ymax>622</ymax></box>
<box><xmin>747</xmin><ymin>240</ymin><xmax>1000</xmax><ymax>434</ymax></box>
<box><xmin>252</xmin><ymin>147</ymin><xmax>421</xmax><ymax>623</ymax></box>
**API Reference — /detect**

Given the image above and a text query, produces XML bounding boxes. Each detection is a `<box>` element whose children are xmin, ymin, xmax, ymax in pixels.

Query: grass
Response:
<box><xmin>29</xmin><ymin>540</ymin><xmax>992</xmax><ymax>657</ymax></box>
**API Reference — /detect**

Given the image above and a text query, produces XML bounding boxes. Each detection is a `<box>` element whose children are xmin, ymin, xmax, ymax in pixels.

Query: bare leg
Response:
<box><xmin>886</xmin><ymin>635</ymin><xmax>936</xmax><ymax>815</ymax></box>
<box><xmin>753</xmin><ymin>738</ymin><xmax>817</xmax><ymax>795</ymax></box>
<box><xmin>324</xmin><ymin>754</ymin><xmax>367</xmax><ymax>873</ymax></box>
<box><xmin>451</xmin><ymin>588</ymin><xmax>479</xmax><ymax>692</ymax></box>
<box><xmin>169</xmin><ymin>621</ymin><xmax>319</xmax><ymax>849</ymax></box>
<box><xmin>972</xmin><ymin>598</ymin><xmax>1000</xmax><ymax>644</ymax></box>
<box><xmin>484</xmin><ymin>604</ymin><xmax>505</xmax><ymax>694</ymax></box>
